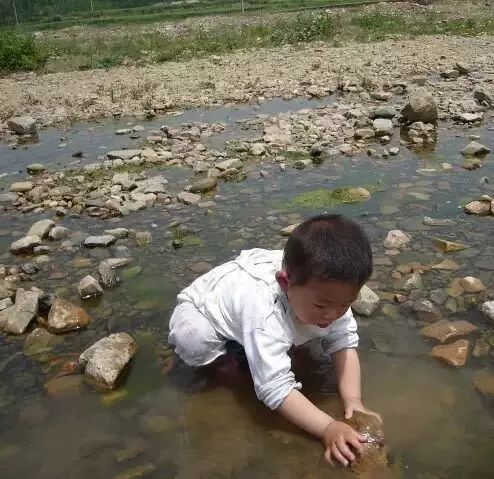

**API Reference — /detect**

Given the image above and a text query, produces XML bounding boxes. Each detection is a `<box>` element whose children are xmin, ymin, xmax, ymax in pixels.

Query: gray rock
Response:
<box><xmin>0</xmin><ymin>288</ymin><xmax>39</xmax><ymax>335</ymax></box>
<box><xmin>116</xmin><ymin>128</ymin><xmax>132</xmax><ymax>135</ymax></box>
<box><xmin>402</xmin><ymin>88</ymin><xmax>438</xmax><ymax>123</ymax></box>
<box><xmin>10</xmin><ymin>181</ymin><xmax>34</xmax><ymax>193</ymax></box>
<box><xmin>354</xmin><ymin>128</ymin><xmax>375</xmax><ymax>140</ymax></box>
<box><xmin>105</xmin><ymin>258</ymin><xmax>132</xmax><ymax>269</ymax></box>
<box><xmin>215</xmin><ymin>158</ymin><xmax>242</xmax><ymax>171</ymax></box>
<box><xmin>457</xmin><ymin>112</ymin><xmax>484</xmax><ymax>123</ymax></box>
<box><xmin>48</xmin><ymin>226</ymin><xmax>68</xmax><ymax>240</ymax></box>
<box><xmin>27</xmin><ymin>219</ymin><xmax>55</xmax><ymax>238</ymax></box>
<box><xmin>482</xmin><ymin>301</ymin><xmax>494</xmax><ymax>321</ymax></box>
<box><xmin>79</xmin><ymin>333</ymin><xmax>138</xmax><ymax>390</ymax></box>
<box><xmin>189</xmin><ymin>177</ymin><xmax>218</xmax><ymax>194</ymax></box>
<box><xmin>83</xmin><ymin>235</ymin><xmax>117</xmax><ymax>248</ymax></box>
<box><xmin>369</xmin><ymin>106</ymin><xmax>397</xmax><ymax>119</ymax></box>
<box><xmin>441</xmin><ymin>69</ymin><xmax>459</xmax><ymax>80</ymax></box>
<box><xmin>135</xmin><ymin>231</ymin><xmax>152</xmax><ymax>247</ymax></box>
<box><xmin>0</xmin><ymin>297</ymin><xmax>13</xmax><ymax>311</ymax></box>
<box><xmin>293</xmin><ymin>159</ymin><xmax>312</xmax><ymax>170</ymax></box>
<box><xmin>104</xmin><ymin>228</ymin><xmax>129</xmax><ymax>239</ymax></box>
<box><xmin>250</xmin><ymin>143</ymin><xmax>266</xmax><ymax>156</ymax></box>
<box><xmin>423</xmin><ymin>217</ymin><xmax>456</xmax><ymax>226</ymax></box>
<box><xmin>98</xmin><ymin>261</ymin><xmax>120</xmax><ymax>288</ymax></box>
<box><xmin>403</xmin><ymin>273</ymin><xmax>424</xmax><ymax>292</ymax></box>
<box><xmin>474</xmin><ymin>87</ymin><xmax>493</xmax><ymax>106</ymax></box>
<box><xmin>352</xmin><ymin>285</ymin><xmax>380</xmax><ymax>316</ymax></box>
<box><xmin>389</xmin><ymin>147</ymin><xmax>400</xmax><ymax>156</ymax></box>
<box><xmin>21</xmin><ymin>263</ymin><xmax>38</xmax><ymax>275</ymax></box>
<box><xmin>0</xmin><ymin>192</ymin><xmax>18</xmax><ymax>204</ymax></box>
<box><xmin>10</xmin><ymin>235</ymin><xmax>42</xmax><ymax>254</ymax></box>
<box><xmin>461</xmin><ymin>141</ymin><xmax>490</xmax><ymax>157</ymax></box>
<box><xmin>373</xmin><ymin>118</ymin><xmax>394</xmax><ymax>136</ymax></box>
<box><xmin>78</xmin><ymin>275</ymin><xmax>103</xmax><ymax>299</ymax></box>
<box><xmin>455</xmin><ymin>62</ymin><xmax>470</xmax><ymax>75</ymax></box>
<box><xmin>7</xmin><ymin>116</ymin><xmax>37</xmax><ymax>135</ymax></box>
<box><xmin>177</xmin><ymin>191</ymin><xmax>201</xmax><ymax>205</ymax></box>
<box><xmin>107</xmin><ymin>150</ymin><xmax>143</xmax><ymax>161</ymax></box>
<box><xmin>114</xmin><ymin>245</ymin><xmax>132</xmax><ymax>258</ymax></box>
<box><xmin>47</xmin><ymin>298</ymin><xmax>91</xmax><ymax>333</ymax></box>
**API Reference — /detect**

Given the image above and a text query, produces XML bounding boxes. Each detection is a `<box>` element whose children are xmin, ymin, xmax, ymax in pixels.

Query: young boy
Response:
<box><xmin>168</xmin><ymin>214</ymin><xmax>379</xmax><ymax>467</ymax></box>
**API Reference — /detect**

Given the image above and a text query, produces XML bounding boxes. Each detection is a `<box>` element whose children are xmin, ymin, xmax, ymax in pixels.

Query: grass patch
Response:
<box><xmin>289</xmin><ymin>185</ymin><xmax>382</xmax><ymax>209</ymax></box>
<box><xmin>171</xmin><ymin>225</ymin><xmax>204</xmax><ymax>248</ymax></box>
<box><xmin>0</xmin><ymin>29</ymin><xmax>48</xmax><ymax>73</ymax></box>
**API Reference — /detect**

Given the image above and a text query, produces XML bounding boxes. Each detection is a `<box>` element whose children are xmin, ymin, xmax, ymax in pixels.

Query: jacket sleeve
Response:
<box><xmin>323</xmin><ymin>309</ymin><xmax>359</xmax><ymax>354</ymax></box>
<box><xmin>242</xmin><ymin>325</ymin><xmax>302</xmax><ymax>410</ymax></box>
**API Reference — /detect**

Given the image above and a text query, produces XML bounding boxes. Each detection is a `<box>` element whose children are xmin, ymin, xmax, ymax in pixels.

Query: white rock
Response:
<box><xmin>373</xmin><ymin>118</ymin><xmax>394</xmax><ymax>136</ymax></box>
<box><xmin>27</xmin><ymin>219</ymin><xmax>55</xmax><ymax>238</ymax></box>
<box><xmin>481</xmin><ymin>301</ymin><xmax>494</xmax><ymax>321</ymax></box>
<box><xmin>79</xmin><ymin>333</ymin><xmax>138</xmax><ymax>390</ymax></box>
<box><xmin>352</xmin><ymin>286</ymin><xmax>380</xmax><ymax>316</ymax></box>
<box><xmin>383</xmin><ymin>230</ymin><xmax>411</xmax><ymax>249</ymax></box>
<box><xmin>177</xmin><ymin>191</ymin><xmax>201</xmax><ymax>205</ymax></box>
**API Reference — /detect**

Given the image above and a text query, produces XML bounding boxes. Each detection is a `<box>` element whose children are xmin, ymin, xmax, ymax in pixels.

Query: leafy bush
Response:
<box><xmin>0</xmin><ymin>29</ymin><xmax>48</xmax><ymax>72</ymax></box>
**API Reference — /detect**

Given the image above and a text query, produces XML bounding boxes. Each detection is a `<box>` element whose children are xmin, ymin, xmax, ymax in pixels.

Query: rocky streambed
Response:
<box><xmin>1</xmin><ymin>63</ymin><xmax>494</xmax><ymax>478</ymax></box>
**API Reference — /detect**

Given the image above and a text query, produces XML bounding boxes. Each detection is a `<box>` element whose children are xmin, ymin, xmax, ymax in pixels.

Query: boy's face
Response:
<box><xmin>276</xmin><ymin>271</ymin><xmax>361</xmax><ymax>328</ymax></box>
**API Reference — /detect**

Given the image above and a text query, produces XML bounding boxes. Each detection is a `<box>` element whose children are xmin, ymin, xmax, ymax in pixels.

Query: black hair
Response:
<box><xmin>282</xmin><ymin>214</ymin><xmax>373</xmax><ymax>286</ymax></box>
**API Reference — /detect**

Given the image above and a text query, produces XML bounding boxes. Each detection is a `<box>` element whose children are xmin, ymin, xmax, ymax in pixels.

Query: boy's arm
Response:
<box><xmin>332</xmin><ymin>347</ymin><xmax>381</xmax><ymax>421</ymax></box>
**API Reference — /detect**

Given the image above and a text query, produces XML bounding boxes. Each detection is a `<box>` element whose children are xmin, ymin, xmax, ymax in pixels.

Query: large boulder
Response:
<box><xmin>7</xmin><ymin>116</ymin><xmax>37</xmax><ymax>135</ymax></box>
<box><xmin>402</xmin><ymin>88</ymin><xmax>438</xmax><ymax>123</ymax></box>
<box><xmin>47</xmin><ymin>298</ymin><xmax>91</xmax><ymax>333</ymax></box>
<box><xmin>79</xmin><ymin>333</ymin><xmax>138</xmax><ymax>390</ymax></box>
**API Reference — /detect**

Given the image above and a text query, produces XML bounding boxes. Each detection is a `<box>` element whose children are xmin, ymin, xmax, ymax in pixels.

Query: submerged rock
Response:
<box><xmin>47</xmin><ymin>298</ymin><xmax>91</xmax><ymax>333</ymax></box>
<box><xmin>352</xmin><ymin>286</ymin><xmax>380</xmax><ymax>316</ymax></box>
<box><xmin>78</xmin><ymin>275</ymin><xmax>103</xmax><ymax>299</ymax></box>
<box><xmin>473</xmin><ymin>370</ymin><xmax>494</xmax><ymax>398</ymax></box>
<box><xmin>421</xmin><ymin>320</ymin><xmax>478</xmax><ymax>343</ymax></box>
<box><xmin>460</xmin><ymin>276</ymin><xmax>485</xmax><ymax>293</ymax></box>
<box><xmin>45</xmin><ymin>375</ymin><xmax>86</xmax><ymax>397</ymax></box>
<box><xmin>24</xmin><ymin>327</ymin><xmax>63</xmax><ymax>358</ymax></box>
<box><xmin>431</xmin><ymin>340</ymin><xmax>469</xmax><ymax>367</ymax></box>
<box><xmin>79</xmin><ymin>332</ymin><xmax>138</xmax><ymax>390</ymax></box>
<box><xmin>343</xmin><ymin>411</ymin><xmax>388</xmax><ymax>477</ymax></box>
<box><xmin>114</xmin><ymin>463</ymin><xmax>156</xmax><ymax>479</ymax></box>
<box><xmin>434</xmin><ymin>238</ymin><xmax>469</xmax><ymax>253</ymax></box>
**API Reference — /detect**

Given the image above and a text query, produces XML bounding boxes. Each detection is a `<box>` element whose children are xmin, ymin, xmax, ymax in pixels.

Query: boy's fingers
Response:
<box><xmin>357</xmin><ymin>433</ymin><xmax>367</xmax><ymax>443</ymax></box>
<box><xmin>331</xmin><ymin>444</ymin><xmax>349</xmax><ymax>467</ymax></box>
<box><xmin>336</xmin><ymin>437</ymin><xmax>356</xmax><ymax>463</ymax></box>
<box><xmin>349</xmin><ymin>436</ymin><xmax>364</xmax><ymax>454</ymax></box>
<box><xmin>324</xmin><ymin>448</ymin><xmax>334</xmax><ymax>466</ymax></box>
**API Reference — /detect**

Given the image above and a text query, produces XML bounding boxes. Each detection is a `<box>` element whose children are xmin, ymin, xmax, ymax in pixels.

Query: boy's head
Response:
<box><xmin>277</xmin><ymin>214</ymin><xmax>372</xmax><ymax>328</ymax></box>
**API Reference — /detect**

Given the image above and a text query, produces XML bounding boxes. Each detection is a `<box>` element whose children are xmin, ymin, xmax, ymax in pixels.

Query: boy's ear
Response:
<box><xmin>276</xmin><ymin>270</ymin><xmax>289</xmax><ymax>292</ymax></box>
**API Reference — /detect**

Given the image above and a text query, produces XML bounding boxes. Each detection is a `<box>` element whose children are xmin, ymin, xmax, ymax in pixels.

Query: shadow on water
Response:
<box><xmin>0</xmin><ymin>100</ymin><xmax>494</xmax><ymax>478</ymax></box>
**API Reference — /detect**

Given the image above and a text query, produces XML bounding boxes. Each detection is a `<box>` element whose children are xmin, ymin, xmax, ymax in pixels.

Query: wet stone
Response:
<box><xmin>106</xmin><ymin>257</ymin><xmax>132</xmax><ymax>269</ymax></box>
<box><xmin>135</xmin><ymin>231</ymin><xmax>152</xmax><ymax>247</ymax></box>
<box><xmin>48</xmin><ymin>226</ymin><xmax>68</xmax><ymax>241</ymax></box>
<box><xmin>177</xmin><ymin>191</ymin><xmax>201</xmax><ymax>205</ymax></box>
<box><xmin>47</xmin><ymin>298</ymin><xmax>91</xmax><ymax>333</ymax></box>
<box><xmin>21</xmin><ymin>263</ymin><xmax>38</xmax><ymax>275</ymax></box>
<box><xmin>431</xmin><ymin>340</ymin><xmax>469</xmax><ymax>367</ymax></box>
<box><xmin>432</xmin><ymin>259</ymin><xmax>460</xmax><ymax>271</ymax></box>
<box><xmin>84</xmin><ymin>235</ymin><xmax>117</xmax><ymax>248</ymax></box>
<box><xmin>460</xmin><ymin>276</ymin><xmax>486</xmax><ymax>294</ymax></box>
<box><xmin>45</xmin><ymin>375</ymin><xmax>86</xmax><ymax>397</ymax></box>
<box><xmin>26</xmin><ymin>163</ymin><xmax>45</xmax><ymax>174</ymax></box>
<box><xmin>430</xmin><ymin>289</ymin><xmax>448</xmax><ymax>305</ymax></box>
<box><xmin>383</xmin><ymin>230</ymin><xmax>411</xmax><ymax>249</ymax></box>
<box><xmin>79</xmin><ymin>333</ymin><xmax>137</xmax><ymax>390</ymax></box>
<box><xmin>27</xmin><ymin>219</ymin><xmax>55</xmax><ymax>238</ymax></box>
<box><xmin>0</xmin><ymin>288</ymin><xmax>39</xmax><ymax>335</ymax></box>
<box><xmin>421</xmin><ymin>320</ymin><xmax>478</xmax><ymax>343</ymax></box>
<box><xmin>99</xmin><ymin>261</ymin><xmax>120</xmax><ymax>288</ymax></box>
<box><xmin>434</xmin><ymin>238</ymin><xmax>469</xmax><ymax>253</ymax></box>
<box><xmin>473</xmin><ymin>338</ymin><xmax>490</xmax><ymax>358</ymax></box>
<box><xmin>24</xmin><ymin>327</ymin><xmax>63</xmax><ymax>358</ymax></box>
<box><xmin>423</xmin><ymin>217</ymin><xmax>456</xmax><ymax>227</ymax></box>
<box><xmin>189</xmin><ymin>177</ymin><xmax>218</xmax><ymax>194</ymax></box>
<box><xmin>113</xmin><ymin>463</ymin><xmax>156</xmax><ymax>479</ymax></box>
<box><xmin>10</xmin><ymin>235</ymin><xmax>42</xmax><ymax>254</ymax></box>
<box><xmin>465</xmin><ymin>200</ymin><xmax>491</xmax><ymax>216</ymax></box>
<box><xmin>403</xmin><ymin>273</ymin><xmax>423</xmax><ymax>292</ymax></box>
<box><xmin>461</xmin><ymin>141</ymin><xmax>490</xmax><ymax>157</ymax></box>
<box><xmin>352</xmin><ymin>285</ymin><xmax>380</xmax><ymax>316</ymax></box>
<box><xmin>78</xmin><ymin>275</ymin><xmax>103</xmax><ymax>299</ymax></box>
<box><xmin>473</xmin><ymin>370</ymin><xmax>494</xmax><ymax>398</ymax></box>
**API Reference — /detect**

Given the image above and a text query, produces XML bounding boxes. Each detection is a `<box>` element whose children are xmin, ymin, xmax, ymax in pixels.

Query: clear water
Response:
<box><xmin>0</xmin><ymin>100</ymin><xmax>493</xmax><ymax>479</ymax></box>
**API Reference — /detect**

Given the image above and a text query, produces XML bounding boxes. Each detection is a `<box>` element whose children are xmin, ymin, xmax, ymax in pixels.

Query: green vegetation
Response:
<box><xmin>0</xmin><ymin>29</ymin><xmax>48</xmax><ymax>72</ymax></box>
<box><xmin>289</xmin><ymin>185</ymin><xmax>382</xmax><ymax>209</ymax></box>
<box><xmin>171</xmin><ymin>226</ymin><xmax>205</xmax><ymax>247</ymax></box>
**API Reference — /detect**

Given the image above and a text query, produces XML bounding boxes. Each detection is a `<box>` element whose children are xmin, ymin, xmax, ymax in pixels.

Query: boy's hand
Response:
<box><xmin>322</xmin><ymin>420</ymin><xmax>366</xmax><ymax>467</ymax></box>
<box><xmin>343</xmin><ymin>397</ymin><xmax>382</xmax><ymax>423</ymax></box>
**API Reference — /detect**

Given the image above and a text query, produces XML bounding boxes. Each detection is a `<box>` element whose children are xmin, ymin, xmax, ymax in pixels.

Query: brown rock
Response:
<box><xmin>45</xmin><ymin>375</ymin><xmax>86</xmax><ymax>397</ymax></box>
<box><xmin>460</xmin><ymin>276</ymin><xmax>486</xmax><ymax>293</ymax></box>
<box><xmin>434</xmin><ymin>239</ymin><xmax>469</xmax><ymax>253</ymax></box>
<box><xmin>465</xmin><ymin>200</ymin><xmax>491</xmax><ymax>216</ymax></box>
<box><xmin>47</xmin><ymin>298</ymin><xmax>91</xmax><ymax>333</ymax></box>
<box><xmin>473</xmin><ymin>370</ymin><xmax>494</xmax><ymax>398</ymax></box>
<box><xmin>448</xmin><ymin>278</ymin><xmax>464</xmax><ymax>297</ymax></box>
<box><xmin>431</xmin><ymin>340</ymin><xmax>469</xmax><ymax>367</ymax></box>
<box><xmin>421</xmin><ymin>320</ymin><xmax>478</xmax><ymax>343</ymax></box>
<box><xmin>431</xmin><ymin>259</ymin><xmax>460</xmax><ymax>271</ymax></box>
